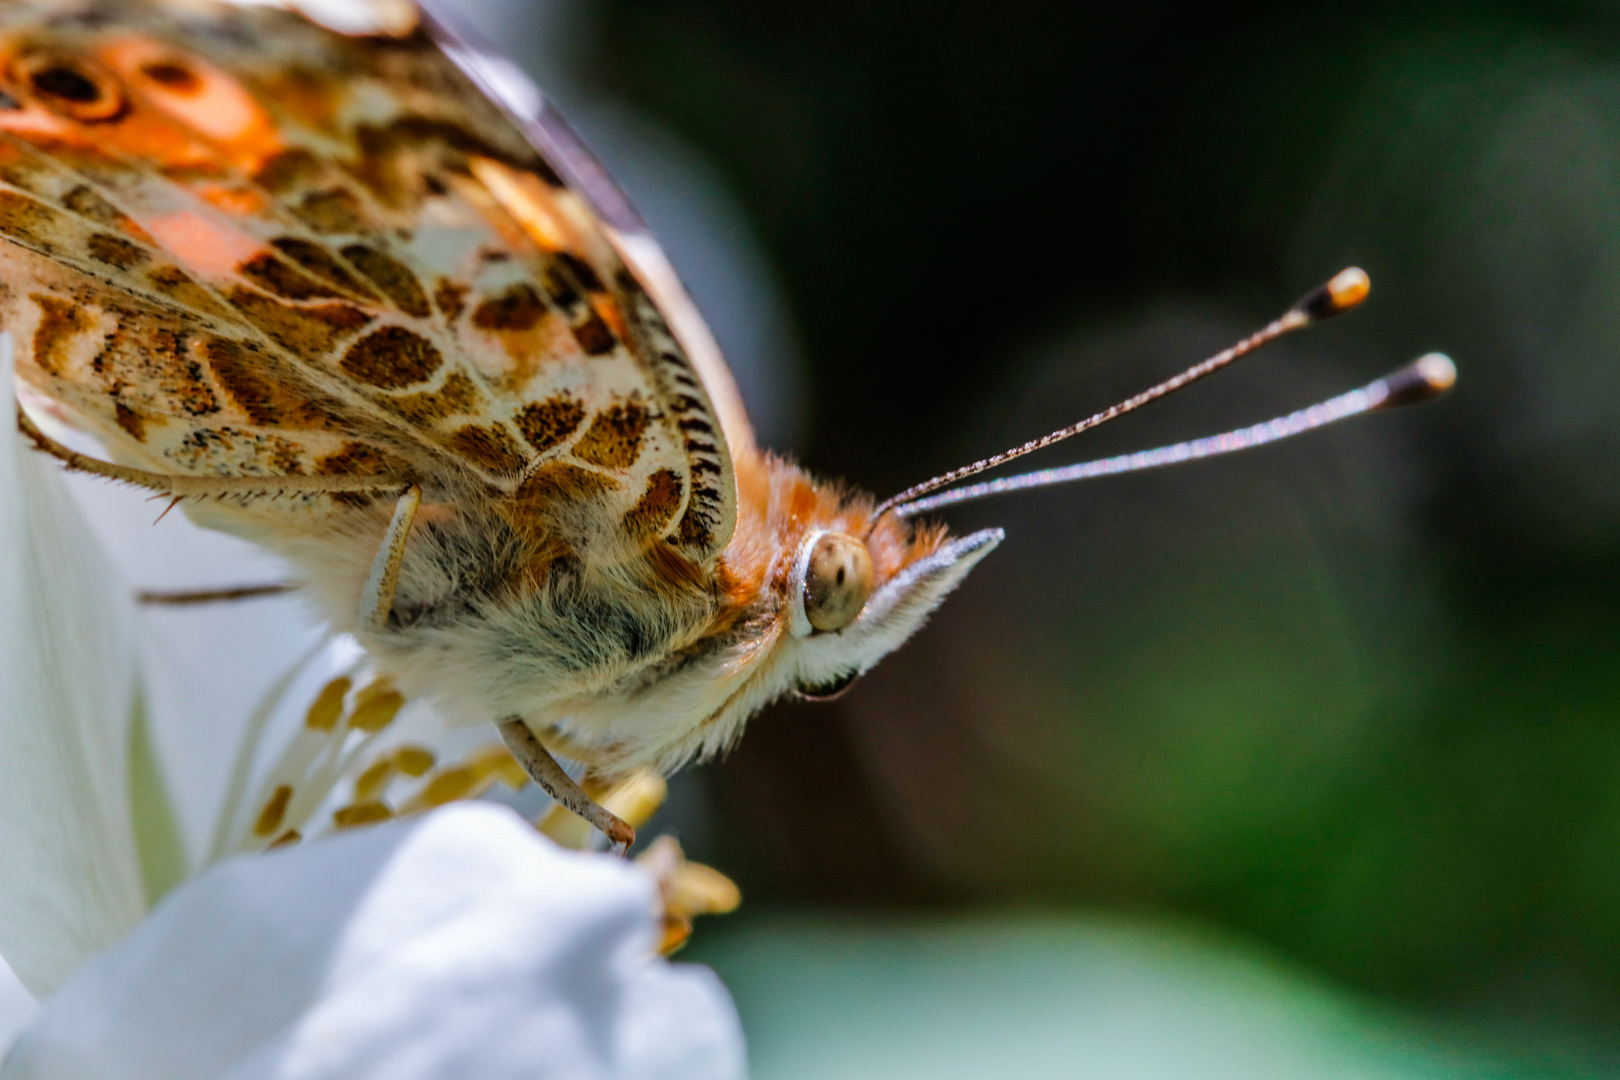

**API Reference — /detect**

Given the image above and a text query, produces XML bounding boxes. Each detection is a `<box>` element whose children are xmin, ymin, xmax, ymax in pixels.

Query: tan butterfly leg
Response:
<box><xmin>138</xmin><ymin>583</ymin><xmax>296</xmax><ymax>604</ymax></box>
<box><xmin>350</xmin><ymin>482</ymin><xmax>635</xmax><ymax>854</ymax></box>
<box><xmin>359</xmin><ymin>483</ymin><xmax>422</xmax><ymax>633</ymax></box>
<box><xmin>498</xmin><ymin>717</ymin><xmax>636</xmax><ymax>856</ymax></box>
<box><xmin>17</xmin><ymin>405</ymin><xmax>411</xmax><ymax>499</ymax></box>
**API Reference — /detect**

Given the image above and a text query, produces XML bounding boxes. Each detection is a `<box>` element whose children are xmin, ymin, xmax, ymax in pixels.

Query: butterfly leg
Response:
<box><xmin>139</xmin><ymin>583</ymin><xmax>295</xmax><ymax>605</ymax></box>
<box><xmin>359</xmin><ymin>484</ymin><xmax>422</xmax><ymax>633</ymax></box>
<box><xmin>496</xmin><ymin>716</ymin><xmax>636</xmax><ymax>855</ymax></box>
<box><xmin>18</xmin><ymin>405</ymin><xmax>407</xmax><ymax>499</ymax></box>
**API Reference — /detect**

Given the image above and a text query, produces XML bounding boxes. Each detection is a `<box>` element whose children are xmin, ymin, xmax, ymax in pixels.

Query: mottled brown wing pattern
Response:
<box><xmin>0</xmin><ymin>0</ymin><xmax>736</xmax><ymax>564</ymax></box>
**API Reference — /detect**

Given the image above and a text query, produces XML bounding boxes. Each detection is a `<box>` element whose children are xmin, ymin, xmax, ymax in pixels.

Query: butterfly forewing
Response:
<box><xmin>0</xmin><ymin>0</ymin><xmax>735</xmax><ymax>565</ymax></box>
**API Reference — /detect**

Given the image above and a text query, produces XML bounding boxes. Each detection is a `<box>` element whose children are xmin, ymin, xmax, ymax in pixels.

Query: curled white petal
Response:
<box><xmin>2</xmin><ymin>803</ymin><xmax>747</xmax><ymax>1080</ymax></box>
<box><xmin>0</xmin><ymin>335</ymin><xmax>146</xmax><ymax>996</ymax></box>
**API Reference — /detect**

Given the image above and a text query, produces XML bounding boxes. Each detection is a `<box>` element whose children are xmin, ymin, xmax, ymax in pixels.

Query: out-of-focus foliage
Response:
<box><xmin>488</xmin><ymin>0</ymin><xmax>1620</xmax><ymax>1068</ymax></box>
<box><xmin>697</xmin><ymin>912</ymin><xmax>1567</xmax><ymax>1080</ymax></box>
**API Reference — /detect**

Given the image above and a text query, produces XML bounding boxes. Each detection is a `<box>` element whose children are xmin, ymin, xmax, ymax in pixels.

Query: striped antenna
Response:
<box><xmin>869</xmin><ymin>267</ymin><xmax>1378</xmax><ymax>526</ymax></box>
<box><xmin>895</xmin><ymin>353</ymin><xmax>1455</xmax><ymax>517</ymax></box>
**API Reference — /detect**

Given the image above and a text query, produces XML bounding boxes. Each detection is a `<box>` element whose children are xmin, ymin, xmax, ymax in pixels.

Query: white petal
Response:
<box><xmin>0</xmin><ymin>336</ymin><xmax>146</xmax><ymax>995</ymax></box>
<box><xmin>0</xmin><ymin>956</ymin><xmax>38</xmax><ymax>1060</ymax></box>
<box><xmin>60</xmin><ymin>470</ymin><xmax>329</xmax><ymax>868</ymax></box>
<box><xmin>3</xmin><ymin>804</ymin><xmax>747</xmax><ymax>1080</ymax></box>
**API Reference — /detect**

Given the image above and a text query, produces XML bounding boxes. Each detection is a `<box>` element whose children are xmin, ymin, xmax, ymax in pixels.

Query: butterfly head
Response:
<box><xmin>777</xmin><ymin>520</ymin><xmax>1002</xmax><ymax>702</ymax></box>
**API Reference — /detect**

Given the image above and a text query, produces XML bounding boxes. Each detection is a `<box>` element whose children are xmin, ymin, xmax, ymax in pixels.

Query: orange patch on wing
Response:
<box><xmin>142</xmin><ymin>210</ymin><xmax>263</xmax><ymax>281</ymax></box>
<box><xmin>590</xmin><ymin>294</ymin><xmax>631</xmax><ymax>347</ymax></box>
<box><xmin>98</xmin><ymin>37</ymin><xmax>282</xmax><ymax>174</ymax></box>
<box><xmin>0</xmin><ymin>101</ymin><xmax>89</xmax><ymax>145</ymax></box>
<box><xmin>470</xmin><ymin>156</ymin><xmax>573</xmax><ymax>251</ymax></box>
<box><xmin>193</xmin><ymin>183</ymin><xmax>268</xmax><ymax>218</ymax></box>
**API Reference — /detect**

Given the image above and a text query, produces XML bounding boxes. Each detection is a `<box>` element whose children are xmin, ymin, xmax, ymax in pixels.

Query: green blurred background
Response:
<box><xmin>470</xmin><ymin>1</ymin><xmax>1620</xmax><ymax>1074</ymax></box>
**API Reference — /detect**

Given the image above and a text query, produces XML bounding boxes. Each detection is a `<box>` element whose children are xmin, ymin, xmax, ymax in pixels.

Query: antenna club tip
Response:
<box><xmin>1296</xmin><ymin>266</ymin><xmax>1371</xmax><ymax>321</ymax></box>
<box><xmin>1376</xmin><ymin>352</ymin><xmax>1457</xmax><ymax>409</ymax></box>
<box><xmin>1413</xmin><ymin>351</ymin><xmax>1457</xmax><ymax>391</ymax></box>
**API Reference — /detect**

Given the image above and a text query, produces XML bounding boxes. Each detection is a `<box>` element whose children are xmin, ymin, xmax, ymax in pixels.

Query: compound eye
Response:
<box><xmin>802</xmin><ymin>532</ymin><xmax>874</xmax><ymax>633</ymax></box>
<box><xmin>17</xmin><ymin>53</ymin><xmax>126</xmax><ymax>122</ymax></box>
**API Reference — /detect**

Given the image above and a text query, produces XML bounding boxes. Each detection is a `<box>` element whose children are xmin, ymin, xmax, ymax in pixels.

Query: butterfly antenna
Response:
<box><xmin>868</xmin><ymin>267</ymin><xmax>1372</xmax><ymax>526</ymax></box>
<box><xmin>894</xmin><ymin>352</ymin><xmax>1455</xmax><ymax>516</ymax></box>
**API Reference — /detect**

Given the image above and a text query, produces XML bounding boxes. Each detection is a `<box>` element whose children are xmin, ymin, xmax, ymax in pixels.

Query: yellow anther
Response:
<box><xmin>333</xmin><ymin>801</ymin><xmax>394</xmax><ymax>829</ymax></box>
<box><xmin>635</xmin><ymin>836</ymin><xmax>741</xmax><ymax>954</ymax></box>
<box><xmin>354</xmin><ymin>757</ymin><xmax>397</xmax><ymax>802</ymax></box>
<box><xmin>470</xmin><ymin>744</ymin><xmax>528</xmax><ymax>790</ymax></box>
<box><xmin>268</xmin><ymin>829</ymin><xmax>301</xmax><ymax>850</ymax></box>
<box><xmin>393</xmin><ymin>744</ymin><xmax>435</xmax><ymax>777</ymax></box>
<box><xmin>254</xmin><ymin>783</ymin><xmax>293</xmax><ymax>836</ymax></box>
<box><xmin>601</xmin><ymin>770</ymin><xmax>668</xmax><ymax>829</ymax></box>
<box><xmin>667</xmin><ymin>861</ymin><xmax>742</xmax><ymax>918</ymax></box>
<box><xmin>537</xmin><ymin>803</ymin><xmax>593</xmax><ymax>849</ymax></box>
<box><xmin>305</xmin><ymin>677</ymin><xmax>352</xmax><ymax>731</ymax></box>
<box><xmin>414</xmin><ymin>765</ymin><xmax>483</xmax><ymax>808</ymax></box>
<box><xmin>348</xmin><ymin>688</ymin><xmax>405</xmax><ymax>732</ymax></box>
<box><xmin>352</xmin><ymin>676</ymin><xmax>396</xmax><ymax>706</ymax></box>
<box><xmin>658</xmin><ymin>915</ymin><xmax>694</xmax><ymax>956</ymax></box>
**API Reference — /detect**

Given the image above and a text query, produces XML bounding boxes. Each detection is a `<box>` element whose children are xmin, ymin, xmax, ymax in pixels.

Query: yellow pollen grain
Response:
<box><xmin>537</xmin><ymin>804</ymin><xmax>592</xmax><ymax>849</ymax></box>
<box><xmin>414</xmin><ymin>765</ymin><xmax>482</xmax><ymax>808</ymax></box>
<box><xmin>348</xmin><ymin>688</ymin><xmax>405</xmax><ymax>732</ymax></box>
<box><xmin>333</xmin><ymin>801</ymin><xmax>394</xmax><ymax>829</ymax></box>
<box><xmin>393</xmin><ymin>744</ymin><xmax>435</xmax><ymax>776</ymax></box>
<box><xmin>354</xmin><ymin>757</ymin><xmax>397</xmax><ymax>802</ymax></box>
<box><xmin>268</xmin><ymin>829</ymin><xmax>301</xmax><ymax>850</ymax></box>
<box><xmin>254</xmin><ymin>783</ymin><xmax>293</xmax><ymax>836</ymax></box>
<box><xmin>305</xmin><ymin>676</ymin><xmax>352</xmax><ymax>730</ymax></box>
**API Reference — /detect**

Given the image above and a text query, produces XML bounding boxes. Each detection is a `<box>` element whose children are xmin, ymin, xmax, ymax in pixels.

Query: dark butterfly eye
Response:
<box><xmin>794</xmin><ymin>669</ymin><xmax>859</xmax><ymax>702</ymax></box>
<box><xmin>801</xmin><ymin>532</ymin><xmax>874</xmax><ymax>633</ymax></box>
<box><xmin>18</xmin><ymin>54</ymin><xmax>125</xmax><ymax>122</ymax></box>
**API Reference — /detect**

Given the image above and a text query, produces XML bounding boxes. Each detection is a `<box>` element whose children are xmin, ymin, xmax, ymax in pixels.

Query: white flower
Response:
<box><xmin>0</xmin><ymin>336</ymin><xmax>746</xmax><ymax>1075</ymax></box>
<box><xmin>1</xmin><ymin>802</ymin><xmax>746</xmax><ymax>1080</ymax></box>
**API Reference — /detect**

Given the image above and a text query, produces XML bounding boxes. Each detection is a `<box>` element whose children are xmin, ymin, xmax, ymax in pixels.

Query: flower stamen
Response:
<box><xmin>304</xmin><ymin>676</ymin><xmax>351</xmax><ymax>730</ymax></box>
<box><xmin>253</xmin><ymin>783</ymin><xmax>293</xmax><ymax>837</ymax></box>
<box><xmin>332</xmin><ymin>801</ymin><xmax>394</xmax><ymax>829</ymax></box>
<box><xmin>347</xmin><ymin>679</ymin><xmax>404</xmax><ymax>732</ymax></box>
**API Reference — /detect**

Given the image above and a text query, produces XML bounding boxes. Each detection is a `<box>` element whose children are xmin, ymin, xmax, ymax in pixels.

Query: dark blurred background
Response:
<box><xmin>470</xmin><ymin>0</ymin><xmax>1620</xmax><ymax>1072</ymax></box>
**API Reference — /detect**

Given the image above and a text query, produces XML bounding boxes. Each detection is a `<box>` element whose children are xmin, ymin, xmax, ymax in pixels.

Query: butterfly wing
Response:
<box><xmin>0</xmin><ymin>0</ymin><xmax>736</xmax><ymax>564</ymax></box>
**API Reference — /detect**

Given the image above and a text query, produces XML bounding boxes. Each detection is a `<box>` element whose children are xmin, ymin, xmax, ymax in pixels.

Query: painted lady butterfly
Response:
<box><xmin>0</xmin><ymin>0</ymin><xmax>1452</xmax><ymax>851</ymax></box>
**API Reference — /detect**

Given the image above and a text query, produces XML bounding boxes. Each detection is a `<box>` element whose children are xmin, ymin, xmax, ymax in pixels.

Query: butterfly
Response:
<box><xmin>0</xmin><ymin>0</ymin><xmax>1453</xmax><ymax>852</ymax></box>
